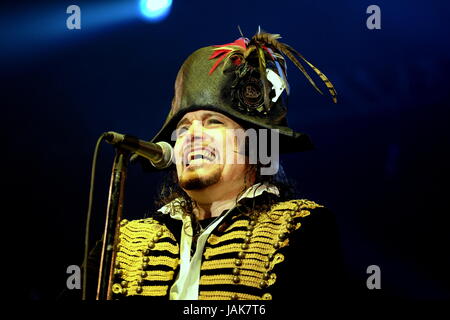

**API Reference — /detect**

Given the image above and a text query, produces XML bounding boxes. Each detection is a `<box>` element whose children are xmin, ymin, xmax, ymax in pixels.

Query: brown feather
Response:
<box><xmin>251</xmin><ymin>32</ymin><xmax>338</xmax><ymax>103</ymax></box>
<box><xmin>283</xmin><ymin>43</ymin><xmax>338</xmax><ymax>103</ymax></box>
<box><xmin>257</xmin><ymin>46</ymin><xmax>271</xmax><ymax>112</ymax></box>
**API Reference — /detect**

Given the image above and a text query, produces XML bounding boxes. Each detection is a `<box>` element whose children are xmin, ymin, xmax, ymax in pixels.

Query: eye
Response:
<box><xmin>176</xmin><ymin>121</ymin><xmax>190</xmax><ymax>132</ymax></box>
<box><xmin>178</xmin><ymin>124</ymin><xmax>190</xmax><ymax>130</ymax></box>
<box><xmin>174</xmin><ymin>127</ymin><xmax>188</xmax><ymax>138</ymax></box>
<box><xmin>206</xmin><ymin>118</ymin><xmax>224</xmax><ymax>126</ymax></box>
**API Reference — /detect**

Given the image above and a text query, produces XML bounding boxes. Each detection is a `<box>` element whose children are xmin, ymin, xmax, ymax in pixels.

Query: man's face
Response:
<box><xmin>173</xmin><ymin>110</ymin><xmax>248</xmax><ymax>191</ymax></box>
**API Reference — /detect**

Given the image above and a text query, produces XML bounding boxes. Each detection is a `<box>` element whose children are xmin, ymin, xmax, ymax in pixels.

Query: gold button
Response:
<box><xmin>246</xmin><ymin>231</ymin><xmax>252</xmax><ymax>237</ymax></box>
<box><xmin>121</xmin><ymin>280</ymin><xmax>128</xmax><ymax>287</ymax></box>
<box><xmin>262</xmin><ymin>293</ymin><xmax>272</xmax><ymax>300</ymax></box>
<box><xmin>263</xmin><ymin>272</ymin><xmax>270</xmax><ymax>280</ymax></box>
<box><xmin>241</xmin><ymin>243</ymin><xmax>249</xmax><ymax>250</ymax></box>
<box><xmin>244</xmin><ymin>237</ymin><xmax>251</xmax><ymax>244</ymax></box>
<box><xmin>136</xmin><ymin>286</ymin><xmax>143</xmax><ymax>294</ymax></box>
<box><xmin>233</xmin><ymin>276</ymin><xmax>240</xmax><ymax>284</ymax></box>
<box><xmin>273</xmin><ymin>242</ymin><xmax>280</xmax><ymax>249</ymax></box>
<box><xmin>259</xmin><ymin>281</ymin><xmax>268</xmax><ymax>289</ymax></box>
<box><xmin>235</xmin><ymin>259</ymin><xmax>242</xmax><ymax>266</ymax></box>
<box><xmin>111</xmin><ymin>283</ymin><xmax>122</xmax><ymax>294</ymax></box>
<box><xmin>231</xmin><ymin>294</ymin><xmax>239</xmax><ymax>300</ymax></box>
<box><xmin>143</xmin><ymin>257</ymin><xmax>150</xmax><ymax>263</ymax></box>
<box><xmin>157</xmin><ymin>230</ymin><xmax>163</xmax><ymax>237</ymax></box>
<box><xmin>232</xmin><ymin>268</ymin><xmax>240</xmax><ymax>275</ymax></box>
<box><xmin>141</xmin><ymin>271</ymin><xmax>147</xmax><ymax>278</ymax></box>
<box><xmin>238</xmin><ymin>251</ymin><xmax>245</xmax><ymax>259</ymax></box>
<box><xmin>148</xmin><ymin>241</ymin><xmax>155</xmax><ymax>249</ymax></box>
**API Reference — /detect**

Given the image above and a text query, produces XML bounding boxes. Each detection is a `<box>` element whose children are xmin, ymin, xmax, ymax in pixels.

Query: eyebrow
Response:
<box><xmin>176</xmin><ymin>118</ymin><xmax>190</xmax><ymax>129</ymax></box>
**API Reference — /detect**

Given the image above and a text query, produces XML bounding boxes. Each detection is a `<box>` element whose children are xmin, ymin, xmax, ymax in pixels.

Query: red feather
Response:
<box><xmin>209</xmin><ymin>49</ymin><xmax>228</xmax><ymax>60</ymax></box>
<box><xmin>212</xmin><ymin>38</ymin><xmax>247</xmax><ymax>50</ymax></box>
<box><xmin>208</xmin><ymin>54</ymin><xmax>228</xmax><ymax>75</ymax></box>
<box><xmin>208</xmin><ymin>37</ymin><xmax>248</xmax><ymax>75</ymax></box>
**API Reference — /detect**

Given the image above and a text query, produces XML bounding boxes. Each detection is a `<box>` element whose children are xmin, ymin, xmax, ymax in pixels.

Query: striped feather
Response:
<box><xmin>251</xmin><ymin>32</ymin><xmax>337</xmax><ymax>103</ymax></box>
<box><xmin>283</xmin><ymin>43</ymin><xmax>338</xmax><ymax>103</ymax></box>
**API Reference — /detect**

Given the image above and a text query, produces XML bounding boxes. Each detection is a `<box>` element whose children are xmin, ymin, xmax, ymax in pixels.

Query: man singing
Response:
<box><xmin>109</xmin><ymin>31</ymin><xmax>344</xmax><ymax>300</ymax></box>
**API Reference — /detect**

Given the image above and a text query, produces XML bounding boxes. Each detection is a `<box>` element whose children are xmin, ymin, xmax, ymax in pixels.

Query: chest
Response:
<box><xmin>113</xmin><ymin>210</ymin><xmax>300</xmax><ymax>300</ymax></box>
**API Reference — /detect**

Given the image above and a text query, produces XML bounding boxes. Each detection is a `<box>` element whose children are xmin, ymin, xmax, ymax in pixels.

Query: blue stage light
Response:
<box><xmin>139</xmin><ymin>0</ymin><xmax>172</xmax><ymax>22</ymax></box>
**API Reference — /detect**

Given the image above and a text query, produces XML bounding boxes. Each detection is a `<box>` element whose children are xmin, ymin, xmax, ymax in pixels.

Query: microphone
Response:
<box><xmin>104</xmin><ymin>131</ymin><xmax>174</xmax><ymax>169</ymax></box>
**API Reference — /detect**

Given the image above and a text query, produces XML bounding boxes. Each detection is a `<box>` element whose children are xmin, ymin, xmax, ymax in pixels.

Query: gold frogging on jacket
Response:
<box><xmin>111</xmin><ymin>199</ymin><xmax>322</xmax><ymax>300</ymax></box>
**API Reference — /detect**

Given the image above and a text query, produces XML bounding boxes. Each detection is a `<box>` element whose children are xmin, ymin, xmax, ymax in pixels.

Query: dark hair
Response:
<box><xmin>155</xmin><ymin>161</ymin><xmax>297</xmax><ymax>226</ymax></box>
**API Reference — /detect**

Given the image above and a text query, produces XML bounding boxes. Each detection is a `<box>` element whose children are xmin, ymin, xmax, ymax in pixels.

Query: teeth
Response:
<box><xmin>185</xmin><ymin>149</ymin><xmax>215</xmax><ymax>166</ymax></box>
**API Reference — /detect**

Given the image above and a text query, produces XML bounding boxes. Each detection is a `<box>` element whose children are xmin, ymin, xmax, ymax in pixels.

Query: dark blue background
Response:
<box><xmin>2</xmin><ymin>0</ymin><xmax>449</xmax><ymax>300</ymax></box>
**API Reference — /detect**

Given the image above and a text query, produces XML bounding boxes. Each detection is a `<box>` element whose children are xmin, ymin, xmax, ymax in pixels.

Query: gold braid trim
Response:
<box><xmin>203</xmin><ymin>251</ymin><xmax>267</xmax><ymax>264</ymax></box>
<box><xmin>126</xmin><ymin>270</ymin><xmax>175</xmax><ymax>282</ymax></box>
<box><xmin>113</xmin><ymin>218</ymin><xmax>180</xmax><ymax>297</ymax></box>
<box><xmin>128</xmin><ymin>285</ymin><xmax>170</xmax><ymax>296</ymax></box>
<box><xmin>201</xmin><ymin>254</ymin><xmax>284</xmax><ymax>274</ymax></box>
<box><xmin>203</xmin><ymin>243</ymin><xmax>243</xmax><ymax>255</ymax></box>
<box><xmin>118</xmin><ymin>240</ymin><xmax>178</xmax><ymax>257</ymax></box>
<box><xmin>199</xmin><ymin>199</ymin><xmax>322</xmax><ymax>300</ymax></box>
<box><xmin>207</xmin><ymin>229</ymin><xmax>247</xmax><ymax>245</ymax></box>
<box><xmin>222</xmin><ymin>219</ymin><xmax>250</xmax><ymax>228</ymax></box>
<box><xmin>199</xmin><ymin>291</ymin><xmax>262</xmax><ymax>300</ymax></box>
<box><xmin>201</xmin><ymin>274</ymin><xmax>267</xmax><ymax>288</ymax></box>
<box><xmin>271</xmin><ymin>199</ymin><xmax>322</xmax><ymax>213</ymax></box>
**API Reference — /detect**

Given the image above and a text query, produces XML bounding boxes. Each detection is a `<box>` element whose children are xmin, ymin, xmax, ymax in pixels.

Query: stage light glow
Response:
<box><xmin>139</xmin><ymin>0</ymin><xmax>172</xmax><ymax>21</ymax></box>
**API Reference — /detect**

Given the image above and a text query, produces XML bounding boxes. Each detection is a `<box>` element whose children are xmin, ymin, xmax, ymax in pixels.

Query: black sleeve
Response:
<box><xmin>270</xmin><ymin>207</ymin><xmax>350</xmax><ymax>301</ymax></box>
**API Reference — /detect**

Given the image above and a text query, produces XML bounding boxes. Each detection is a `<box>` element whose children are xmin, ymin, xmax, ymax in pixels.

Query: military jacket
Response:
<box><xmin>110</xmin><ymin>199</ymin><xmax>344</xmax><ymax>300</ymax></box>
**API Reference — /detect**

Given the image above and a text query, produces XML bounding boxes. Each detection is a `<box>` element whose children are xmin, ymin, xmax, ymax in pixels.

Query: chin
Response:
<box><xmin>179</xmin><ymin>165</ymin><xmax>222</xmax><ymax>190</ymax></box>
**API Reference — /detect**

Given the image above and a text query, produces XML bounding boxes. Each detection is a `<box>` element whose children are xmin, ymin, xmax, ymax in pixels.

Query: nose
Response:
<box><xmin>189</xmin><ymin>120</ymin><xmax>203</xmax><ymax>131</ymax></box>
<box><xmin>186</xmin><ymin>120</ymin><xmax>205</xmax><ymax>142</ymax></box>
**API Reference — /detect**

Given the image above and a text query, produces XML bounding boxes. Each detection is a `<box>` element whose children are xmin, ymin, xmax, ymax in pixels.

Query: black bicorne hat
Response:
<box><xmin>140</xmin><ymin>31</ymin><xmax>337</xmax><ymax>169</ymax></box>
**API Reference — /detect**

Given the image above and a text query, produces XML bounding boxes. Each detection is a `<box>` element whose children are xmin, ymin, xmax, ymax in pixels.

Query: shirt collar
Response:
<box><xmin>157</xmin><ymin>182</ymin><xmax>280</xmax><ymax>220</ymax></box>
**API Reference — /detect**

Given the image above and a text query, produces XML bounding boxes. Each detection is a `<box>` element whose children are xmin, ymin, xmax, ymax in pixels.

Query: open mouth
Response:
<box><xmin>183</xmin><ymin>147</ymin><xmax>217</xmax><ymax>167</ymax></box>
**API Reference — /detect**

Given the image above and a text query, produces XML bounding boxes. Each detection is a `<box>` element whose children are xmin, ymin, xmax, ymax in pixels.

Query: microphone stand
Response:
<box><xmin>96</xmin><ymin>147</ymin><xmax>130</xmax><ymax>300</ymax></box>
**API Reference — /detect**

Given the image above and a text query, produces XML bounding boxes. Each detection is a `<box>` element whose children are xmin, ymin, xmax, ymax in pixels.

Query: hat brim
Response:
<box><xmin>135</xmin><ymin>105</ymin><xmax>313</xmax><ymax>172</ymax></box>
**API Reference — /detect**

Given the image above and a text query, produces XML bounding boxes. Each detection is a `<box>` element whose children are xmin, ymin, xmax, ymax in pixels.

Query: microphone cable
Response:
<box><xmin>82</xmin><ymin>132</ymin><xmax>107</xmax><ymax>300</ymax></box>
